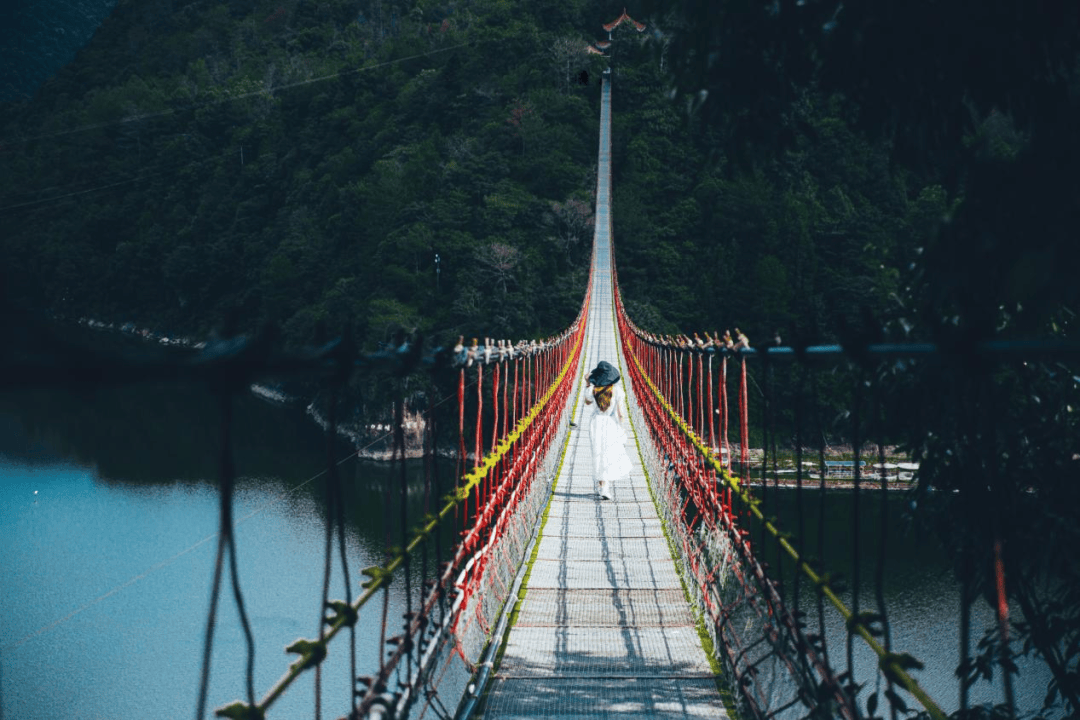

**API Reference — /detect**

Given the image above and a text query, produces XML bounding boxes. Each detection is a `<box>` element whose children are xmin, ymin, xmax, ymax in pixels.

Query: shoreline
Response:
<box><xmin>742</xmin><ymin>479</ymin><xmax>917</xmax><ymax>492</ymax></box>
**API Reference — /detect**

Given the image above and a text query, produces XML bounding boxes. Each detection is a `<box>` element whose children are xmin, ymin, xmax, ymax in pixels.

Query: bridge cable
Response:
<box><xmin>793</xmin><ymin>361</ymin><xmax>814</xmax><ymax>694</ymax></box>
<box><xmin>315</xmin><ymin>381</ymin><xmax>340</xmax><ymax>720</ymax></box>
<box><xmin>874</xmin><ymin>382</ymin><xmax>897</xmax><ymax>720</ymax></box>
<box><xmin>0</xmin><ymin>41</ymin><xmax>477</xmax><ymax>220</ymax></box>
<box><xmin>986</xmin><ymin>376</ymin><xmax>1017</xmax><ymax>719</ymax></box>
<box><xmin>811</xmin><ymin>363</ymin><xmax>832</xmax><ymax>680</ymax></box>
<box><xmin>3</xmin><ymin>43</ymin><xmax>473</xmax><ymax>148</ymax></box>
<box><xmin>195</xmin><ymin>390</ymin><xmax>258</xmax><ymax>720</ymax></box>
<box><xmin>848</xmin><ymin>374</ymin><xmax>862</xmax><ymax>706</ymax></box>
<box><xmin>332</xmin><ymin>385</ymin><xmax>358</xmax><ymax>720</ymax></box>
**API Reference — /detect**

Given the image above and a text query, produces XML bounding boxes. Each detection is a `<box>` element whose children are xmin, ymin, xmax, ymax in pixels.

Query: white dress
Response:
<box><xmin>586</xmin><ymin>384</ymin><xmax>633</xmax><ymax>499</ymax></box>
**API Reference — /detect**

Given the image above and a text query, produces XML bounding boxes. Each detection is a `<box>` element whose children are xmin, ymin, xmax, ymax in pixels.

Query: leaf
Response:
<box><xmin>362</xmin><ymin>565</ymin><xmax>393</xmax><ymax>589</ymax></box>
<box><xmin>325</xmin><ymin>599</ymin><xmax>358</xmax><ymax>628</ymax></box>
<box><xmin>847</xmin><ymin>610</ymin><xmax>884</xmax><ymax>636</ymax></box>
<box><xmin>286</xmin><ymin>637</ymin><xmax>327</xmax><ymax>672</ymax></box>
<box><xmin>880</xmin><ymin>651</ymin><xmax>925</xmax><ymax>683</ymax></box>
<box><xmin>883</xmin><ymin>688</ymin><xmax>909</xmax><ymax>714</ymax></box>
<box><xmin>214</xmin><ymin>701</ymin><xmax>265</xmax><ymax>720</ymax></box>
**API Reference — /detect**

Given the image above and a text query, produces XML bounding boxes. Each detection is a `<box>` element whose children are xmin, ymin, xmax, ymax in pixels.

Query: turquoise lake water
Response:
<box><xmin>0</xmin><ymin>383</ymin><xmax>1059</xmax><ymax>718</ymax></box>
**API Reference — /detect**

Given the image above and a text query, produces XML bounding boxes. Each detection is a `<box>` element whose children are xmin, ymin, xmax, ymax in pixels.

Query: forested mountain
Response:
<box><xmin>4</xmin><ymin>0</ymin><xmax>1077</xmax><ymax>351</ymax></box>
<box><xmin>635</xmin><ymin>0</ymin><xmax>1080</xmax><ymax>346</ymax></box>
<box><xmin>2</xmin><ymin>0</ymin><xmax>614</xmax><ymax>349</ymax></box>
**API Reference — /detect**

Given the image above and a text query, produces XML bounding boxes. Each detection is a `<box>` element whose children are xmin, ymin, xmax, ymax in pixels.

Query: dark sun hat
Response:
<box><xmin>588</xmin><ymin>360</ymin><xmax>620</xmax><ymax>387</ymax></box>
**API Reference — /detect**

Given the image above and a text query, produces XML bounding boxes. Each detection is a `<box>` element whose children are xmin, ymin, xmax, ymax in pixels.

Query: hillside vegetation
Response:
<box><xmin>6</xmin><ymin>1</ymin><xmax>1076</xmax><ymax>351</ymax></box>
<box><xmin>3</xmin><ymin>0</ymin><xmax>620</xmax><ymax>348</ymax></box>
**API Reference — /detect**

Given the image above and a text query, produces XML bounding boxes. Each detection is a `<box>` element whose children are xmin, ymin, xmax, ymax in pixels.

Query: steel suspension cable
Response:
<box><xmin>333</xmin><ymin>399</ymin><xmax>358</xmax><ymax>719</ymax></box>
<box><xmin>397</xmin><ymin>384</ymin><xmax>415</xmax><ymax>695</ymax></box>
<box><xmin>315</xmin><ymin>388</ymin><xmax>337</xmax><ymax>720</ymax></box>
<box><xmin>848</xmin><ymin>376</ymin><xmax>862</xmax><ymax>705</ymax></box>
<box><xmin>793</xmin><ymin>362</ymin><xmax>812</xmax><ymax>687</ymax></box>
<box><xmin>196</xmin><ymin>391</ymin><xmax>257</xmax><ymax>720</ymax></box>
<box><xmin>814</xmin><ymin>367</ymin><xmax>833</xmax><ymax>676</ymax></box>
<box><xmin>874</xmin><ymin>383</ymin><xmax>896</xmax><ymax>720</ymax></box>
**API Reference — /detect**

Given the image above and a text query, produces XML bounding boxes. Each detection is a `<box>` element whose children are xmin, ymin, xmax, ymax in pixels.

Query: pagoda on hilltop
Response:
<box><xmin>588</xmin><ymin>9</ymin><xmax>645</xmax><ymax>56</ymax></box>
<box><xmin>602</xmin><ymin>8</ymin><xmax>646</xmax><ymax>37</ymax></box>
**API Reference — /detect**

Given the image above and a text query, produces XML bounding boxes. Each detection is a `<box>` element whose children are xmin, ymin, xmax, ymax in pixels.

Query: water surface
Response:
<box><xmin>1</xmin><ymin>385</ymin><xmax>453</xmax><ymax>719</ymax></box>
<box><xmin>750</xmin><ymin>487</ymin><xmax>1056</xmax><ymax>717</ymax></box>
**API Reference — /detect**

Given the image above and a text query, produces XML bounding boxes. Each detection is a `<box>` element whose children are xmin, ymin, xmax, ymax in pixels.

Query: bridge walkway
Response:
<box><xmin>480</xmin><ymin>76</ymin><xmax>729</xmax><ymax>719</ymax></box>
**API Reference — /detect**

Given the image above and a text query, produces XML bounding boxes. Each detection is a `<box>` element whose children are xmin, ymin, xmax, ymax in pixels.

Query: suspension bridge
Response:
<box><xmin>182</xmin><ymin>65</ymin><xmax>954</xmax><ymax>720</ymax></box>
<box><xmin>475</xmin><ymin>72</ymin><xmax>726</xmax><ymax>719</ymax></box>
<box><xmin>5</xmin><ymin>19</ymin><xmax>1077</xmax><ymax>720</ymax></box>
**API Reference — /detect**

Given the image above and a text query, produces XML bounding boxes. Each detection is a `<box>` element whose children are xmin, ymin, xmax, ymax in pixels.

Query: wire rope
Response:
<box><xmin>2</xmin><ymin>42</ymin><xmax>472</xmax><ymax>147</ymax></box>
<box><xmin>0</xmin><ymin>41</ymin><xmax>474</xmax><ymax>217</ymax></box>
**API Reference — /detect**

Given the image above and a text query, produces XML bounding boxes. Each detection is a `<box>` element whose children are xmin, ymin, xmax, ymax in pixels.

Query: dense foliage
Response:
<box><xmin>635</xmin><ymin>0</ymin><xmax>1079</xmax><ymax>346</ymax></box>
<box><xmin>2</xmin><ymin>0</ymin><xmax>624</xmax><ymax>349</ymax></box>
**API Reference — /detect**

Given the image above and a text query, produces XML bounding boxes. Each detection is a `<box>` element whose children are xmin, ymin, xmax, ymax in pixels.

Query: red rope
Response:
<box><xmin>687</xmin><ymin>351</ymin><xmax>694</xmax><ymax>428</ymax></box>
<box><xmin>475</xmin><ymin>365</ymin><xmax>484</xmax><ymax>515</ymax></box>
<box><xmin>491</xmin><ymin>363</ymin><xmax>500</xmax><ymax>455</ymax></box>
<box><xmin>665</xmin><ymin>349</ymin><xmax>673</xmax><ymax>410</ymax></box>
<box><xmin>707</xmin><ymin>356</ymin><xmax>716</xmax><ymax>453</ymax></box>
<box><xmin>502</xmin><ymin>359</ymin><xmax>510</xmax><ymax>445</ymax></box>
<box><xmin>477</xmin><ymin>364</ymin><xmax>485</xmax><ymax>469</ymax></box>
<box><xmin>513</xmin><ymin>357</ymin><xmax>520</xmax><ymax>428</ymax></box>
<box><xmin>994</xmin><ymin>537</ymin><xmax>1010</xmax><ymax>656</ymax></box>
<box><xmin>739</xmin><ymin>358</ymin><xmax>750</xmax><ymax>471</ymax></box>
<box><xmin>458</xmin><ymin>368</ymin><xmax>466</xmax><ymax>524</ymax></box>
<box><xmin>721</xmin><ymin>358</ymin><xmax>730</xmax><ymax>471</ymax></box>
<box><xmin>523</xmin><ymin>355</ymin><xmax>530</xmax><ymax>417</ymax></box>
<box><xmin>678</xmin><ymin>352</ymin><xmax>685</xmax><ymax>419</ymax></box>
<box><xmin>537</xmin><ymin>350</ymin><xmax>544</xmax><ymax>406</ymax></box>
<box><xmin>663</xmin><ymin>348</ymin><xmax>670</xmax><ymax>405</ymax></box>
<box><xmin>668</xmin><ymin>348</ymin><xmax>674</xmax><ymax>404</ymax></box>
<box><xmin>697</xmin><ymin>354</ymin><xmax>704</xmax><ymax>441</ymax></box>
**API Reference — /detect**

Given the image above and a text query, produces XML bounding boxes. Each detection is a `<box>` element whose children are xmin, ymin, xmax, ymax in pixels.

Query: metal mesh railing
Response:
<box><xmin>612</xmin><ymin>265</ymin><xmax>1080</xmax><ymax>720</ymax></box>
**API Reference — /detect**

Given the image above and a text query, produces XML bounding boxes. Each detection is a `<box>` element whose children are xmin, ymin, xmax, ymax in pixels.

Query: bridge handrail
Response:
<box><xmin>211</xmin><ymin>281</ymin><xmax>592</xmax><ymax>719</ymax></box>
<box><xmin>613</xmin><ymin>275</ymin><xmax>948</xmax><ymax>720</ymax></box>
<box><xmin>619</xmin><ymin>335</ymin><xmax>1080</xmax><ymax>361</ymax></box>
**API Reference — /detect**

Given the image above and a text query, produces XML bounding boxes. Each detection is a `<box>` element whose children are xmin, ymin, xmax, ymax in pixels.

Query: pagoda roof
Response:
<box><xmin>603</xmin><ymin>8</ymin><xmax>646</xmax><ymax>32</ymax></box>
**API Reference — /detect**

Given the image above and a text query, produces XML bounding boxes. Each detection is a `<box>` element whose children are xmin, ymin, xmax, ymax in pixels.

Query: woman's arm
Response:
<box><xmin>583</xmin><ymin>383</ymin><xmax>594</xmax><ymax>404</ymax></box>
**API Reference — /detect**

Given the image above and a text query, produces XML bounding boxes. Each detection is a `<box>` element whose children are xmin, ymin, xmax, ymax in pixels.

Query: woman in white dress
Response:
<box><xmin>583</xmin><ymin>361</ymin><xmax>633</xmax><ymax>500</ymax></box>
